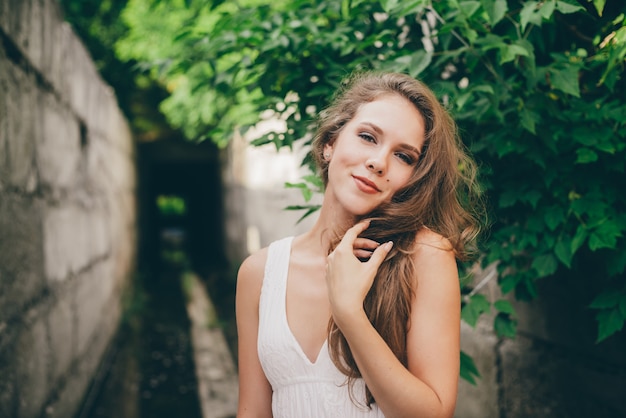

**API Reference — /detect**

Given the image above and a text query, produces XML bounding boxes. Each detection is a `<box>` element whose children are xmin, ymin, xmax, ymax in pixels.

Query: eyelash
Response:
<box><xmin>358</xmin><ymin>132</ymin><xmax>417</xmax><ymax>165</ymax></box>
<box><xmin>396</xmin><ymin>153</ymin><xmax>415</xmax><ymax>165</ymax></box>
<box><xmin>359</xmin><ymin>132</ymin><xmax>376</xmax><ymax>143</ymax></box>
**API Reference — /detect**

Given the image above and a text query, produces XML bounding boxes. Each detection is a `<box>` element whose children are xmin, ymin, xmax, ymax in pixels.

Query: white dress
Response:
<box><xmin>257</xmin><ymin>236</ymin><xmax>385</xmax><ymax>418</ymax></box>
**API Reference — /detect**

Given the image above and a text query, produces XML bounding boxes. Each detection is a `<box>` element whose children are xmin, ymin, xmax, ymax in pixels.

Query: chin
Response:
<box><xmin>343</xmin><ymin>200</ymin><xmax>379</xmax><ymax>217</ymax></box>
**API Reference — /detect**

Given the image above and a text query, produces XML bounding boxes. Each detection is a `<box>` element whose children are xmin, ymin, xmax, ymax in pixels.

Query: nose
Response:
<box><xmin>366</xmin><ymin>155</ymin><xmax>386</xmax><ymax>176</ymax></box>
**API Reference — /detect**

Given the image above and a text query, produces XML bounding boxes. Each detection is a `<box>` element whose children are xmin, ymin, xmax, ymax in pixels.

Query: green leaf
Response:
<box><xmin>302</xmin><ymin>174</ymin><xmax>323</xmax><ymax>189</ymax></box>
<box><xmin>459</xmin><ymin>1</ymin><xmax>481</xmax><ymax>17</ymax></box>
<box><xmin>544</xmin><ymin>206</ymin><xmax>565</xmax><ymax>231</ymax></box>
<box><xmin>480</xmin><ymin>0</ymin><xmax>508</xmax><ymax>26</ymax></box>
<box><xmin>595</xmin><ymin>308</ymin><xmax>625</xmax><ymax>343</ymax></box>
<box><xmin>460</xmin><ymin>351</ymin><xmax>481</xmax><ymax>385</ymax></box>
<box><xmin>379</xmin><ymin>0</ymin><xmax>400</xmax><ymax>13</ymax></box>
<box><xmin>607</xmin><ymin>252</ymin><xmax>626</xmax><ymax>277</ymax></box>
<box><xmin>593</xmin><ymin>0</ymin><xmax>606</xmax><ymax>16</ymax></box>
<box><xmin>575</xmin><ymin>148</ymin><xmax>598</xmax><ymax>164</ymax></box>
<box><xmin>554</xmin><ymin>238</ymin><xmax>573</xmax><ymax>268</ymax></box>
<box><xmin>498</xmin><ymin>190</ymin><xmax>519</xmax><ymax>208</ymax></box>
<box><xmin>531</xmin><ymin>254</ymin><xmax>558</xmax><ymax>277</ymax></box>
<box><xmin>520</xmin><ymin>107</ymin><xmax>539</xmax><ymax>134</ymax></box>
<box><xmin>494</xmin><ymin>299</ymin><xmax>516</xmax><ymax>315</ymax></box>
<box><xmin>549</xmin><ymin>65</ymin><xmax>580</xmax><ymax>97</ymax></box>
<box><xmin>284</xmin><ymin>182</ymin><xmax>313</xmax><ymax>202</ymax></box>
<box><xmin>555</xmin><ymin>0</ymin><xmax>585</xmax><ymax>14</ymax></box>
<box><xmin>500</xmin><ymin>43</ymin><xmax>531</xmax><ymax>64</ymax></box>
<box><xmin>461</xmin><ymin>294</ymin><xmax>491</xmax><ymax>327</ymax></box>
<box><xmin>520</xmin><ymin>1</ymin><xmax>541</xmax><ymax>31</ymax></box>
<box><xmin>539</xmin><ymin>0</ymin><xmax>556</xmax><ymax>19</ymax></box>
<box><xmin>284</xmin><ymin>204</ymin><xmax>322</xmax><ymax>223</ymax></box>
<box><xmin>589</xmin><ymin>220</ymin><xmax>622</xmax><ymax>251</ymax></box>
<box><xmin>499</xmin><ymin>274</ymin><xmax>521</xmax><ymax>295</ymax></box>
<box><xmin>494</xmin><ymin>313</ymin><xmax>517</xmax><ymax>338</ymax></box>
<box><xmin>589</xmin><ymin>291</ymin><xmax>621</xmax><ymax>309</ymax></box>
<box><xmin>408</xmin><ymin>50</ymin><xmax>433</xmax><ymax>78</ymax></box>
<box><xmin>384</xmin><ymin>0</ymin><xmax>430</xmax><ymax>16</ymax></box>
<box><xmin>571</xmin><ymin>225</ymin><xmax>588</xmax><ymax>254</ymax></box>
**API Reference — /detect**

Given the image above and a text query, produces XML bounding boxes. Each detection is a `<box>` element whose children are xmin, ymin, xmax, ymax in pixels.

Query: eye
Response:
<box><xmin>396</xmin><ymin>152</ymin><xmax>416</xmax><ymax>165</ymax></box>
<box><xmin>358</xmin><ymin>132</ymin><xmax>376</xmax><ymax>143</ymax></box>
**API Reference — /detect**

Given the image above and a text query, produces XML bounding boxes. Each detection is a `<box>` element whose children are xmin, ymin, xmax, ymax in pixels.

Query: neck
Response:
<box><xmin>305</xmin><ymin>195</ymin><xmax>357</xmax><ymax>255</ymax></box>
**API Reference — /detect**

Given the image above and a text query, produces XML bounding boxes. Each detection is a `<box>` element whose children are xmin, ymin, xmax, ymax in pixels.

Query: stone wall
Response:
<box><xmin>456</xmin><ymin>264</ymin><xmax>626</xmax><ymax>418</ymax></box>
<box><xmin>0</xmin><ymin>1</ymin><xmax>137</xmax><ymax>417</ymax></box>
<box><xmin>222</xmin><ymin>126</ymin><xmax>319</xmax><ymax>265</ymax></box>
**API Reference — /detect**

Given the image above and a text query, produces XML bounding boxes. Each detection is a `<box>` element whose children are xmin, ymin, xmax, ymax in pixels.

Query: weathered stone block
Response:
<box><xmin>2</xmin><ymin>58</ymin><xmax>38</xmax><ymax>190</ymax></box>
<box><xmin>3</xmin><ymin>0</ymin><xmax>30</xmax><ymax>55</ymax></box>
<box><xmin>0</xmin><ymin>0</ymin><xmax>8</xmax><ymax>35</ymax></box>
<box><xmin>15</xmin><ymin>318</ymin><xmax>49</xmax><ymax>418</ymax></box>
<box><xmin>47</xmin><ymin>297</ymin><xmax>74</xmax><ymax>384</ymax></box>
<box><xmin>43</xmin><ymin>205</ymin><xmax>87</xmax><ymax>282</ymax></box>
<box><xmin>100</xmin><ymin>144</ymin><xmax>135</xmax><ymax>191</ymax></box>
<box><xmin>456</xmin><ymin>321</ymin><xmax>499</xmax><ymax>418</ymax></box>
<box><xmin>38</xmin><ymin>91</ymin><xmax>81</xmax><ymax>189</ymax></box>
<box><xmin>74</xmin><ymin>260</ymin><xmax>116</xmax><ymax>356</ymax></box>
<box><xmin>41</xmin><ymin>360</ymin><xmax>90</xmax><ymax>418</ymax></box>
<box><xmin>64</xmin><ymin>35</ymin><xmax>100</xmax><ymax>128</ymax></box>
<box><xmin>43</xmin><ymin>205</ymin><xmax>111</xmax><ymax>282</ymax></box>
<box><xmin>0</xmin><ymin>345</ymin><xmax>18</xmax><ymax>418</ymax></box>
<box><xmin>106</xmin><ymin>102</ymin><xmax>134</xmax><ymax>155</ymax></box>
<box><xmin>499</xmin><ymin>335</ymin><xmax>625</xmax><ymax>418</ymax></box>
<box><xmin>0</xmin><ymin>42</ymin><xmax>8</xmax><ymax>188</ymax></box>
<box><xmin>25</xmin><ymin>0</ymin><xmax>44</xmax><ymax>71</ymax></box>
<box><xmin>0</xmin><ymin>194</ymin><xmax>45</xmax><ymax>323</ymax></box>
<box><xmin>41</xmin><ymin>6</ymin><xmax>68</xmax><ymax>95</ymax></box>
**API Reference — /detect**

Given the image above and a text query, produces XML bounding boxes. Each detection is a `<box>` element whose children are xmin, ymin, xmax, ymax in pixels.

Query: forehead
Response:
<box><xmin>349</xmin><ymin>94</ymin><xmax>426</xmax><ymax>148</ymax></box>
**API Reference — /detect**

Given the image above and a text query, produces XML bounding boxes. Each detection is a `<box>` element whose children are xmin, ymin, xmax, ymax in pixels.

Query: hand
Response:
<box><xmin>326</xmin><ymin>220</ymin><xmax>393</xmax><ymax>325</ymax></box>
<box><xmin>353</xmin><ymin>236</ymin><xmax>381</xmax><ymax>260</ymax></box>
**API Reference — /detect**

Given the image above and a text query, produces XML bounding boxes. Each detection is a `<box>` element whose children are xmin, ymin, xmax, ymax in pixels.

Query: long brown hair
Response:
<box><xmin>311</xmin><ymin>71</ymin><xmax>483</xmax><ymax>406</ymax></box>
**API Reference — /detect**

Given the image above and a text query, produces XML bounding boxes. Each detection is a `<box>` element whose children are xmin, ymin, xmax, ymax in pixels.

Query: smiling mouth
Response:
<box><xmin>353</xmin><ymin>175</ymin><xmax>381</xmax><ymax>194</ymax></box>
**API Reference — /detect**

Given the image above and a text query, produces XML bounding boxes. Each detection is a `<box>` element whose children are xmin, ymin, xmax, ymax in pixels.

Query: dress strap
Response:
<box><xmin>263</xmin><ymin>236</ymin><xmax>294</xmax><ymax>291</ymax></box>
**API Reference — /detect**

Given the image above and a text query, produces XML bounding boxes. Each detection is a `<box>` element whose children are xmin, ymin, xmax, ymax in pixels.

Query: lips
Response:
<box><xmin>352</xmin><ymin>175</ymin><xmax>381</xmax><ymax>194</ymax></box>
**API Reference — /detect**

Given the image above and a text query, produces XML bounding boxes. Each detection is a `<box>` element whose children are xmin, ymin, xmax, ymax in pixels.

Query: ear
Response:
<box><xmin>323</xmin><ymin>143</ymin><xmax>333</xmax><ymax>160</ymax></box>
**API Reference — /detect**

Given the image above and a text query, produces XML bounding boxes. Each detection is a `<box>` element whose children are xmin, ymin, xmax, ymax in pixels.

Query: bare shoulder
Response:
<box><xmin>411</xmin><ymin>228</ymin><xmax>458</xmax><ymax>286</ymax></box>
<box><xmin>238</xmin><ymin>247</ymin><xmax>269</xmax><ymax>281</ymax></box>
<box><xmin>413</xmin><ymin>228</ymin><xmax>455</xmax><ymax>259</ymax></box>
<box><xmin>236</xmin><ymin>247</ymin><xmax>269</xmax><ymax>300</ymax></box>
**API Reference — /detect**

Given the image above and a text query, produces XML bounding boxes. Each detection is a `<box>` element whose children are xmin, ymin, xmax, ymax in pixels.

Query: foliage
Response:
<box><xmin>59</xmin><ymin>0</ymin><xmax>183</xmax><ymax>140</ymax></box>
<box><xmin>64</xmin><ymin>0</ymin><xmax>626</xmax><ymax>381</ymax></box>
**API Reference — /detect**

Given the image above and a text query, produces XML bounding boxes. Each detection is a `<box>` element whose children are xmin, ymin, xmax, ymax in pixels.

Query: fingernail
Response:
<box><xmin>385</xmin><ymin>241</ymin><xmax>393</xmax><ymax>250</ymax></box>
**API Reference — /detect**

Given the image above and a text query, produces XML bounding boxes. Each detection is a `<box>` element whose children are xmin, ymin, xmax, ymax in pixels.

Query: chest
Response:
<box><xmin>285</xmin><ymin>262</ymin><xmax>330</xmax><ymax>364</ymax></box>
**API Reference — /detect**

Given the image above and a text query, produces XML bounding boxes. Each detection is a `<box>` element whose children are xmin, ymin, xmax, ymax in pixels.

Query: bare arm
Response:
<box><xmin>236</xmin><ymin>250</ymin><xmax>274</xmax><ymax>418</ymax></box>
<box><xmin>326</xmin><ymin>222</ymin><xmax>460</xmax><ymax>418</ymax></box>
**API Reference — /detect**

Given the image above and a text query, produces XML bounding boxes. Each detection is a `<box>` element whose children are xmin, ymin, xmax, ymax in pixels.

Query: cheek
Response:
<box><xmin>389</xmin><ymin>169</ymin><xmax>415</xmax><ymax>192</ymax></box>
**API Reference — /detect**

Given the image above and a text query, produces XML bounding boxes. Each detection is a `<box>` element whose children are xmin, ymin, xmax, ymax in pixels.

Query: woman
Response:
<box><xmin>236</xmin><ymin>71</ymin><xmax>482</xmax><ymax>417</ymax></box>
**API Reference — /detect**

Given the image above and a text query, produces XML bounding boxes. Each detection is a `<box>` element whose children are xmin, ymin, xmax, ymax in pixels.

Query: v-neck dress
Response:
<box><xmin>257</xmin><ymin>236</ymin><xmax>385</xmax><ymax>418</ymax></box>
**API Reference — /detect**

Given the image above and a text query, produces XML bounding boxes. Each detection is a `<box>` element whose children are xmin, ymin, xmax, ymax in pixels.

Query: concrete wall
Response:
<box><xmin>0</xmin><ymin>1</ymin><xmax>136</xmax><ymax>417</ymax></box>
<box><xmin>456</xmin><ymin>265</ymin><xmax>626</xmax><ymax>418</ymax></box>
<box><xmin>222</xmin><ymin>124</ymin><xmax>319</xmax><ymax>265</ymax></box>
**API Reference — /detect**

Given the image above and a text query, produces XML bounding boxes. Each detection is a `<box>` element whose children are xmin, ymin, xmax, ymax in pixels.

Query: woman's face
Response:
<box><xmin>324</xmin><ymin>94</ymin><xmax>426</xmax><ymax>216</ymax></box>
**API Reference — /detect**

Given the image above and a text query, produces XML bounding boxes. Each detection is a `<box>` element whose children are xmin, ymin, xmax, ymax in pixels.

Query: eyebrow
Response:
<box><xmin>360</xmin><ymin>122</ymin><xmax>422</xmax><ymax>156</ymax></box>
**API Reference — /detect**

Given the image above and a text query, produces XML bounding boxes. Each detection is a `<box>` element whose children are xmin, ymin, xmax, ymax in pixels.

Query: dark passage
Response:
<box><xmin>78</xmin><ymin>257</ymin><xmax>203</xmax><ymax>418</ymax></box>
<box><xmin>75</xmin><ymin>138</ymin><xmax>232</xmax><ymax>418</ymax></box>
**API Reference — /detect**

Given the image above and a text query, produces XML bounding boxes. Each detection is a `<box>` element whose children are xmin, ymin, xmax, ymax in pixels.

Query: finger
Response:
<box><xmin>354</xmin><ymin>238</ymin><xmax>380</xmax><ymax>251</ymax></box>
<box><xmin>340</xmin><ymin>220</ymin><xmax>371</xmax><ymax>248</ymax></box>
<box><xmin>354</xmin><ymin>248</ymin><xmax>374</xmax><ymax>260</ymax></box>
<box><xmin>367</xmin><ymin>241</ymin><xmax>393</xmax><ymax>267</ymax></box>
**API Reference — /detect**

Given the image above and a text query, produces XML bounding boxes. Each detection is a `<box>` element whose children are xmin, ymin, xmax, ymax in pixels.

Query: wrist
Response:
<box><xmin>332</xmin><ymin>305</ymin><xmax>369</xmax><ymax>333</ymax></box>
